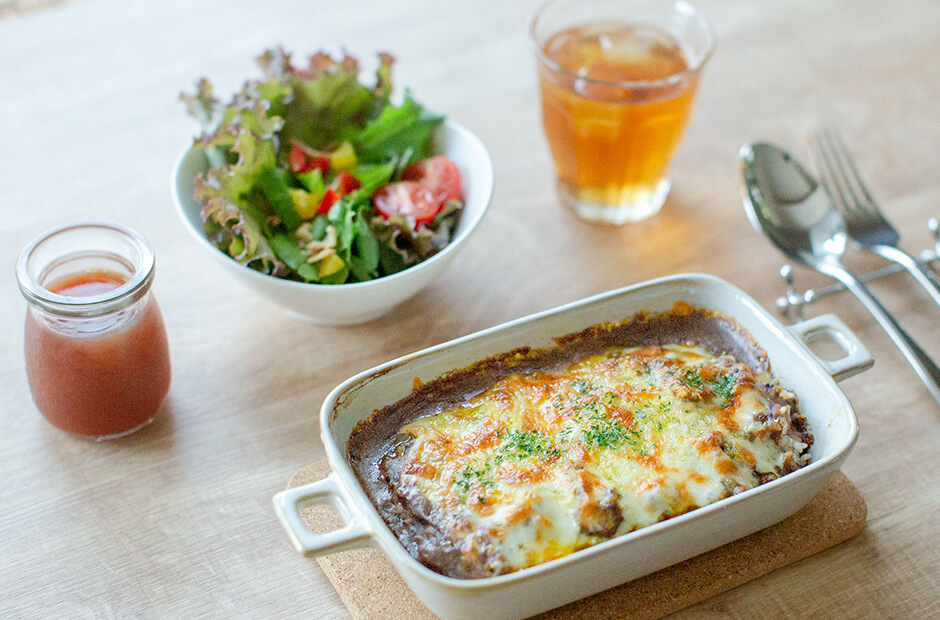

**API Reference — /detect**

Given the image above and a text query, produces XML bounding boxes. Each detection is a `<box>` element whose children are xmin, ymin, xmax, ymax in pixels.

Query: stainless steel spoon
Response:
<box><xmin>740</xmin><ymin>142</ymin><xmax>940</xmax><ymax>404</ymax></box>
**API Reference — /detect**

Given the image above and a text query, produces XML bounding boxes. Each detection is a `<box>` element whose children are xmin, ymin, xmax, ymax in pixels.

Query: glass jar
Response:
<box><xmin>16</xmin><ymin>222</ymin><xmax>171</xmax><ymax>440</ymax></box>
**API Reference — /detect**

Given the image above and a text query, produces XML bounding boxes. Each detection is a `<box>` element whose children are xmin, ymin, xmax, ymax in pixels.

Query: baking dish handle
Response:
<box><xmin>272</xmin><ymin>473</ymin><xmax>373</xmax><ymax>556</ymax></box>
<box><xmin>787</xmin><ymin>313</ymin><xmax>874</xmax><ymax>382</ymax></box>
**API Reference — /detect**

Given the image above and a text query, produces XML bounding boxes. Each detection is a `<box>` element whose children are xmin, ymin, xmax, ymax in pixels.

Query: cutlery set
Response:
<box><xmin>740</xmin><ymin>132</ymin><xmax>940</xmax><ymax>404</ymax></box>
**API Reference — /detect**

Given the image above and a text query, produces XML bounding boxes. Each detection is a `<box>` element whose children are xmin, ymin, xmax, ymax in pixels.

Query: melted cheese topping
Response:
<box><xmin>398</xmin><ymin>343</ymin><xmax>807</xmax><ymax>575</ymax></box>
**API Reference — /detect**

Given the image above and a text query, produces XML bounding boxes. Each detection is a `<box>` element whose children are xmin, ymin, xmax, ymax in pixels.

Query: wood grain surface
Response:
<box><xmin>1</xmin><ymin>1</ymin><xmax>938</xmax><ymax>618</ymax></box>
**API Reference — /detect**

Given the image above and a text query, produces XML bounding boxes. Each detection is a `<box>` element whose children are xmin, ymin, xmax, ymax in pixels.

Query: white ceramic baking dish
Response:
<box><xmin>273</xmin><ymin>273</ymin><xmax>871</xmax><ymax>620</ymax></box>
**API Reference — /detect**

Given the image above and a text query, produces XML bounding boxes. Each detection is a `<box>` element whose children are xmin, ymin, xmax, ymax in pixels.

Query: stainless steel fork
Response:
<box><xmin>808</xmin><ymin>129</ymin><xmax>940</xmax><ymax>307</ymax></box>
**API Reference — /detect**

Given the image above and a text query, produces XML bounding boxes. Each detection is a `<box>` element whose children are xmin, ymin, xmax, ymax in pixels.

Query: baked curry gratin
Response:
<box><xmin>347</xmin><ymin>303</ymin><xmax>812</xmax><ymax>579</ymax></box>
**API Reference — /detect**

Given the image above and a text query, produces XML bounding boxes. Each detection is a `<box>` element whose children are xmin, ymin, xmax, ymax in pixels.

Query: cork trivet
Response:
<box><xmin>286</xmin><ymin>462</ymin><xmax>866</xmax><ymax>620</ymax></box>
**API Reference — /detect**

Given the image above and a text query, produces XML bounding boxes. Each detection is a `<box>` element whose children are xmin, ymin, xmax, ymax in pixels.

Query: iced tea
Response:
<box><xmin>532</xmin><ymin>1</ymin><xmax>714</xmax><ymax>224</ymax></box>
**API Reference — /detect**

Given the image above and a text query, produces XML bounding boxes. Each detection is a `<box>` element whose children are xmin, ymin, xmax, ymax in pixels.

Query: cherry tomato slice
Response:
<box><xmin>332</xmin><ymin>171</ymin><xmax>361</xmax><ymax>195</ymax></box>
<box><xmin>288</xmin><ymin>143</ymin><xmax>330</xmax><ymax>174</ymax></box>
<box><xmin>372</xmin><ymin>181</ymin><xmax>442</xmax><ymax>224</ymax></box>
<box><xmin>309</xmin><ymin>156</ymin><xmax>331</xmax><ymax>174</ymax></box>
<box><xmin>287</xmin><ymin>144</ymin><xmax>309</xmax><ymax>174</ymax></box>
<box><xmin>401</xmin><ymin>156</ymin><xmax>462</xmax><ymax>203</ymax></box>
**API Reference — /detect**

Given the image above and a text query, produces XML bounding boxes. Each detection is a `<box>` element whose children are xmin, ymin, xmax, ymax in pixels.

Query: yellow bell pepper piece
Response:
<box><xmin>288</xmin><ymin>188</ymin><xmax>319</xmax><ymax>220</ymax></box>
<box><xmin>316</xmin><ymin>252</ymin><xmax>346</xmax><ymax>278</ymax></box>
<box><xmin>330</xmin><ymin>142</ymin><xmax>357</xmax><ymax>171</ymax></box>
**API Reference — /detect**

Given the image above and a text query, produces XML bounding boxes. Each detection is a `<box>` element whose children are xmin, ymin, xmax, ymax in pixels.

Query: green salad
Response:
<box><xmin>181</xmin><ymin>48</ymin><xmax>465</xmax><ymax>284</ymax></box>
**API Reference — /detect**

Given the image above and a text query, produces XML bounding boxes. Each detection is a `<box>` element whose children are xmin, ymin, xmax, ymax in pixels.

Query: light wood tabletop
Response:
<box><xmin>1</xmin><ymin>0</ymin><xmax>938</xmax><ymax>618</ymax></box>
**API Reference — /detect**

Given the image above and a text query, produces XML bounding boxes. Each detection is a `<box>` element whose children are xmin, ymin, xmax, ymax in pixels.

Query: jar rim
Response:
<box><xmin>16</xmin><ymin>221</ymin><xmax>156</xmax><ymax>318</ymax></box>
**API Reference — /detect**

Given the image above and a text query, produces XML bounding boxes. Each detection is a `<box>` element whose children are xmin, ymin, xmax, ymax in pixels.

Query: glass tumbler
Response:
<box><xmin>531</xmin><ymin>0</ymin><xmax>715</xmax><ymax>224</ymax></box>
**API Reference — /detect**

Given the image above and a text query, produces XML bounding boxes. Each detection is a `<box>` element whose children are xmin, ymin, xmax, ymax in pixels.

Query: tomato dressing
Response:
<box><xmin>46</xmin><ymin>269</ymin><xmax>125</xmax><ymax>297</ymax></box>
<box><xmin>24</xmin><ymin>268</ymin><xmax>171</xmax><ymax>439</ymax></box>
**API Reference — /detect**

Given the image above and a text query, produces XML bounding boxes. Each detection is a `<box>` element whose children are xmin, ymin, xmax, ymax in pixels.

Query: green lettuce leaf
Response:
<box><xmin>352</xmin><ymin>93</ymin><xmax>444</xmax><ymax>167</ymax></box>
<box><xmin>179</xmin><ymin>78</ymin><xmax>217</xmax><ymax>131</ymax></box>
<box><xmin>268</xmin><ymin>232</ymin><xmax>321</xmax><ymax>282</ymax></box>
<box><xmin>257</xmin><ymin>166</ymin><xmax>302</xmax><ymax>231</ymax></box>
<box><xmin>348</xmin><ymin>163</ymin><xmax>395</xmax><ymax>195</ymax></box>
<box><xmin>193</xmin><ymin>117</ymin><xmax>280</xmax><ymax>203</ymax></box>
<box><xmin>348</xmin><ymin>212</ymin><xmax>381</xmax><ymax>281</ymax></box>
<box><xmin>277</xmin><ymin>52</ymin><xmax>393</xmax><ymax>153</ymax></box>
<box><xmin>197</xmin><ymin>188</ymin><xmax>285</xmax><ymax>276</ymax></box>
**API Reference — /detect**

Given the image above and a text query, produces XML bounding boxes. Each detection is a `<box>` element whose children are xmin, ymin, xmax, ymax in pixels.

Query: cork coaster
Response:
<box><xmin>286</xmin><ymin>462</ymin><xmax>866</xmax><ymax>620</ymax></box>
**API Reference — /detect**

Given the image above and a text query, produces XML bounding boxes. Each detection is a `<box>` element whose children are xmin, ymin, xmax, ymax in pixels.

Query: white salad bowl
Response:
<box><xmin>171</xmin><ymin>120</ymin><xmax>493</xmax><ymax>325</ymax></box>
<box><xmin>273</xmin><ymin>274</ymin><xmax>872</xmax><ymax>620</ymax></box>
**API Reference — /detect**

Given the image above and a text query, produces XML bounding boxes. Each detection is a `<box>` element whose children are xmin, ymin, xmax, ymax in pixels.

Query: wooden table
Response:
<box><xmin>2</xmin><ymin>0</ymin><xmax>938</xmax><ymax>617</ymax></box>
